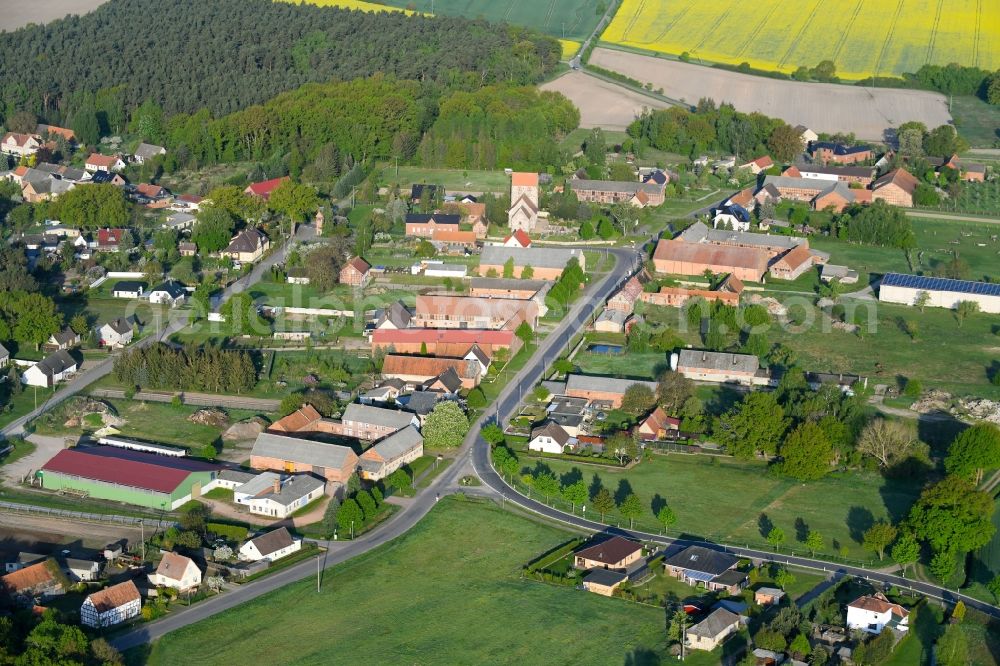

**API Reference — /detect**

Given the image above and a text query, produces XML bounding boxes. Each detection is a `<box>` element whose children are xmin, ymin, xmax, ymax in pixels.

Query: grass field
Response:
<box><xmin>952</xmin><ymin>95</ymin><xmax>1000</xmax><ymax>147</ymax></box>
<box><xmin>602</xmin><ymin>0</ymin><xmax>1000</xmax><ymax>80</ymax></box>
<box><xmin>527</xmin><ymin>454</ymin><xmax>922</xmax><ymax>562</ymax></box>
<box><xmin>140</xmin><ymin>499</ymin><xmax>665</xmax><ymax>665</ymax></box>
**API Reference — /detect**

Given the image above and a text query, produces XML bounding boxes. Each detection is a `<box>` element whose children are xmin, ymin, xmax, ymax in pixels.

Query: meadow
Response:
<box><xmin>139</xmin><ymin>499</ymin><xmax>666</xmax><ymax>665</ymax></box>
<box><xmin>602</xmin><ymin>0</ymin><xmax>1000</xmax><ymax>80</ymax></box>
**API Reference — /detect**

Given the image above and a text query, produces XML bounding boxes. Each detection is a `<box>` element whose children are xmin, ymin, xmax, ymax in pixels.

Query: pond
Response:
<box><xmin>587</xmin><ymin>344</ymin><xmax>623</xmax><ymax>355</ymax></box>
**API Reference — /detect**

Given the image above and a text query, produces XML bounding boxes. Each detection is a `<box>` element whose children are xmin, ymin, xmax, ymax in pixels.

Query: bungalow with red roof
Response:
<box><xmin>574</xmin><ymin>536</ymin><xmax>643</xmax><ymax>571</ymax></box>
<box><xmin>85</xmin><ymin>153</ymin><xmax>126</xmax><ymax>173</ymax></box>
<box><xmin>244</xmin><ymin>176</ymin><xmax>289</xmax><ymax>201</ymax></box>
<box><xmin>340</xmin><ymin>256</ymin><xmax>372</xmax><ymax>286</ymax></box>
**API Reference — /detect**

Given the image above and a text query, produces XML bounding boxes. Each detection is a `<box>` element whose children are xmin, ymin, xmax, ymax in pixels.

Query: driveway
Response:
<box><xmin>2</xmin><ymin>434</ymin><xmax>72</xmax><ymax>483</ymax></box>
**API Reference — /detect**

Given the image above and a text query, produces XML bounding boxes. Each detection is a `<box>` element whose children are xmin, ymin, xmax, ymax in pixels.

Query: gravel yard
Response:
<box><xmin>589</xmin><ymin>47</ymin><xmax>953</xmax><ymax>140</ymax></box>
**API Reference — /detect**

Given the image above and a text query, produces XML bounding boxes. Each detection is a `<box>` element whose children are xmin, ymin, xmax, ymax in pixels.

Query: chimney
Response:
<box><xmin>273</xmin><ymin>477</ymin><xmax>281</xmax><ymax>494</ymax></box>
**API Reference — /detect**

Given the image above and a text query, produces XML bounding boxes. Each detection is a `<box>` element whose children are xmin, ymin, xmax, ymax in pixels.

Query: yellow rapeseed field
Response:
<box><xmin>559</xmin><ymin>39</ymin><xmax>581</xmax><ymax>60</ymax></box>
<box><xmin>603</xmin><ymin>0</ymin><xmax>1000</xmax><ymax>80</ymax></box>
<box><xmin>277</xmin><ymin>0</ymin><xmax>414</xmax><ymax>15</ymax></box>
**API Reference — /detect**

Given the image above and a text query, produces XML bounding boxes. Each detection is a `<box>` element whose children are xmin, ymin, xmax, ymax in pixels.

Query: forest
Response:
<box><xmin>0</xmin><ymin>0</ymin><xmax>559</xmax><ymax>130</ymax></box>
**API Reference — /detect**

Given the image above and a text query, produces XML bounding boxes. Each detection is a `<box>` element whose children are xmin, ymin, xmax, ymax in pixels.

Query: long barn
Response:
<box><xmin>878</xmin><ymin>273</ymin><xmax>1000</xmax><ymax>314</ymax></box>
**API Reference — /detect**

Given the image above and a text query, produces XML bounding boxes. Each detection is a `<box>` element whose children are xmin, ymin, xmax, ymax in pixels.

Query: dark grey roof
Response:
<box><xmin>810</xmin><ymin>142</ymin><xmax>870</xmax><ymax>155</ymax></box>
<box><xmin>51</xmin><ymin>327</ymin><xmax>79</xmax><ymax>345</ymax></box>
<box><xmin>480</xmin><ymin>246</ymin><xmax>584</xmax><ymax>270</ymax></box>
<box><xmin>761</xmin><ymin>174</ymin><xmax>836</xmax><ymax>192</ymax></box>
<box><xmin>584</xmin><ymin>568</ymin><xmax>628</xmax><ymax>587</ymax></box>
<box><xmin>410</xmin><ymin>184</ymin><xmax>439</xmax><ymax>200</ymax></box>
<box><xmin>342</xmin><ymin>403</ymin><xmax>416</xmax><ymax>429</ymax></box>
<box><xmin>405</xmin><ymin>213</ymin><xmax>458</xmax><ymax>225</ymax></box>
<box><xmin>113</xmin><ymin>280</ymin><xmax>146</xmax><ymax>293</ymax></box>
<box><xmin>218</xmin><ymin>469</ymin><xmax>257</xmax><ymax>484</ymax></box>
<box><xmin>531</xmin><ymin>421</ymin><xmax>571</xmax><ymax>446</ymax></box>
<box><xmin>225</xmin><ymin>228</ymin><xmax>267</xmax><ymax>253</ymax></box>
<box><xmin>881</xmin><ymin>272</ymin><xmax>1000</xmax><ymax>297</ymax></box>
<box><xmin>134</xmin><ymin>143</ymin><xmax>166</xmax><ymax>160</ymax></box>
<box><xmin>381</xmin><ymin>301</ymin><xmax>411</xmax><ymax>329</ymax></box>
<box><xmin>430</xmin><ymin>367</ymin><xmax>463</xmax><ymax>394</ymax></box>
<box><xmin>469</xmin><ymin>277</ymin><xmax>548</xmax><ymax>293</ymax></box>
<box><xmin>248</xmin><ymin>527</ymin><xmax>296</xmax><ymax>557</ymax></box>
<box><xmin>250</xmin><ymin>433</ymin><xmax>355</xmax><ymax>469</ymax></box>
<box><xmin>712</xmin><ymin>569</ymin><xmax>748</xmax><ymax>586</ymax></box>
<box><xmin>0</xmin><ymin>343</ymin><xmax>8</xmax><ymax>360</ymax></box>
<box><xmin>151</xmin><ymin>280</ymin><xmax>186</xmax><ymax>299</ymax></box>
<box><xmin>687</xmin><ymin>608</ymin><xmax>740</xmax><ymax>639</ymax></box>
<box><xmin>34</xmin><ymin>350</ymin><xmax>77</xmax><ymax>377</ymax></box>
<box><xmin>663</xmin><ymin>545</ymin><xmax>738</xmax><ymax>576</ymax></box>
<box><xmin>465</xmin><ymin>344</ymin><xmax>491</xmax><ymax>366</ymax></box>
<box><xmin>402</xmin><ymin>391</ymin><xmax>440</xmax><ymax>415</ymax></box>
<box><xmin>565</xmin><ymin>374</ymin><xmax>658</xmax><ymax>395</ymax></box>
<box><xmin>367</xmin><ymin>425</ymin><xmax>422</xmax><ymax>461</ymax></box>
<box><xmin>102</xmin><ymin>317</ymin><xmax>134</xmax><ymax>335</ymax></box>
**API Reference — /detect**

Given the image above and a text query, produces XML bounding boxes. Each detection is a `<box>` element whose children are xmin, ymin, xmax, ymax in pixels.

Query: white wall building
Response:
<box><xmin>80</xmin><ymin>580</ymin><xmax>142</xmax><ymax>628</ymax></box>
<box><xmin>846</xmin><ymin>593</ymin><xmax>909</xmax><ymax>635</ymax></box>
<box><xmin>879</xmin><ymin>273</ymin><xmax>1000</xmax><ymax>314</ymax></box>
<box><xmin>239</xmin><ymin>527</ymin><xmax>302</xmax><ymax>563</ymax></box>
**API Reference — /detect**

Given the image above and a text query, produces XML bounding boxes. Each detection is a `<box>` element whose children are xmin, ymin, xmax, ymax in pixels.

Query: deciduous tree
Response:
<box><xmin>777</xmin><ymin>422</ymin><xmax>833</xmax><ymax>481</ymax></box>
<box><xmin>714</xmin><ymin>391</ymin><xmax>787</xmax><ymax>459</ymax></box>
<box><xmin>857</xmin><ymin>418</ymin><xmax>918</xmax><ymax>468</ymax></box>
<box><xmin>422</xmin><ymin>401</ymin><xmax>469</xmax><ymax>449</ymax></box>
<box><xmin>592</xmin><ymin>487</ymin><xmax>615</xmax><ymax>521</ymax></box>
<box><xmin>908</xmin><ymin>475</ymin><xmax>996</xmax><ymax>554</ymax></box>
<box><xmin>862</xmin><ymin>522</ymin><xmax>898</xmax><ymax>560</ymax></box>
<box><xmin>945</xmin><ymin>422</ymin><xmax>1000</xmax><ymax>484</ymax></box>
<box><xmin>619</xmin><ymin>493</ymin><xmax>643</xmax><ymax>528</ymax></box>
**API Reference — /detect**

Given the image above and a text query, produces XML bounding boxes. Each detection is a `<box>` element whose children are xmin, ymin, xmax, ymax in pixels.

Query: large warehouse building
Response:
<box><xmin>38</xmin><ymin>446</ymin><xmax>219</xmax><ymax>510</ymax></box>
<box><xmin>878</xmin><ymin>273</ymin><xmax>1000</xmax><ymax>314</ymax></box>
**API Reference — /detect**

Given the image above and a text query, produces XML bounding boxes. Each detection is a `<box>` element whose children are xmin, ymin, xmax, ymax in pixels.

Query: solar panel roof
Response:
<box><xmin>882</xmin><ymin>273</ymin><xmax>1000</xmax><ymax>297</ymax></box>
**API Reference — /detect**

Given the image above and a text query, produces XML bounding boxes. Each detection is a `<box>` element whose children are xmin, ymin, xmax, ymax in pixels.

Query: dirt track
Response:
<box><xmin>541</xmin><ymin>70</ymin><xmax>670</xmax><ymax>131</ymax></box>
<box><xmin>0</xmin><ymin>0</ymin><xmax>108</xmax><ymax>31</ymax></box>
<box><xmin>588</xmin><ymin>48</ymin><xmax>953</xmax><ymax>141</ymax></box>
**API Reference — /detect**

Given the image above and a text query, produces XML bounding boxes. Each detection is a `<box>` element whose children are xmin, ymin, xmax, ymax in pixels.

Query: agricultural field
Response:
<box><xmin>602</xmin><ymin>0</ymin><xmax>1000</xmax><ymax>80</ymax></box>
<box><xmin>587</xmin><ymin>48</ymin><xmax>952</xmax><ymax>140</ymax></box>
<box><xmin>140</xmin><ymin>499</ymin><xmax>665</xmax><ymax>665</ymax></box>
<box><xmin>559</xmin><ymin>39</ymin><xmax>580</xmax><ymax>60</ymax></box>
<box><xmin>540</xmin><ymin>70</ymin><xmax>670</xmax><ymax>131</ymax></box>
<box><xmin>367</xmin><ymin>0</ymin><xmax>603</xmax><ymax>41</ymax></box>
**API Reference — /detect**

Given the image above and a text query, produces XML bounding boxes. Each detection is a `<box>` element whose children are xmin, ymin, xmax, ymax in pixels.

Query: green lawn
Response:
<box><xmin>30</xmin><ymin>399</ymin><xmax>262</xmax><ymax>450</ymax></box>
<box><xmin>378</xmin><ymin>165</ymin><xmax>509</xmax><ymax>193</ymax></box>
<box><xmin>521</xmin><ymin>454</ymin><xmax>921</xmax><ymax>562</ymax></box>
<box><xmin>140</xmin><ymin>498</ymin><xmax>666</xmax><ymax>665</ymax></box>
<box><xmin>952</xmin><ymin>95</ymin><xmax>1000</xmax><ymax>148</ymax></box>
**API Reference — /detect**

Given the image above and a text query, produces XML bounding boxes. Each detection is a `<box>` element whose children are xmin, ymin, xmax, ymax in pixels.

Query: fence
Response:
<box><xmin>0</xmin><ymin>499</ymin><xmax>174</xmax><ymax>528</ymax></box>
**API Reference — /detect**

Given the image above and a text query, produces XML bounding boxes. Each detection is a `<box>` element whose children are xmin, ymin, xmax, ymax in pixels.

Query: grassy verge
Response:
<box><xmin>415</xmin><ymin>458</ymin><xmax>453</xmax><ymax>489</ymax></box>
<box><xmin>140</xmin><ymin>498</ymin><xmax>665</xmax><ymax>665</ymax></box>
<box><xmin>0</xmin><ymin>439</ymin><xmax>37</xmax><ymax>467</ymax></box>
<box><xmin>238</xmin><ymin>544</ymin><xmax>322</xmax><ymax>583</ymax></box>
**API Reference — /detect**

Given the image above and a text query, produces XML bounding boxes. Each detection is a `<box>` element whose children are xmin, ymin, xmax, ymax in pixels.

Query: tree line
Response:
<box><xmin>112</xmin><ymin>343</ymin><xmax>257</xmax><ymax>394</ymax></box>
<box><xmin>0</xmin><ymin>0</ymin><xmax>559</xmax><ymax>130</ymax></box>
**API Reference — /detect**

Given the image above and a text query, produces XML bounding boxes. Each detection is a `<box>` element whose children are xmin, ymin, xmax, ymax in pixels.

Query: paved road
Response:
<box><xmin>1</xmin><ymin>227</ymin><xmax>309</xmax><ymax>440</ymax></box>
<box><xmin>110</xmin><ymin>247</ymin><xmax>640</xmax><ymax>651</ymax></box>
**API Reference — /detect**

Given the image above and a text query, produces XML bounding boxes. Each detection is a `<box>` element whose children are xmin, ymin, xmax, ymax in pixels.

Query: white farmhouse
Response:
<box><xmin>239</xmin><ymin>527</ymin><xmax>302</xmax><ymax>563</ymax></box>
<box><xmin>22</xmin><ymin>350</ymin><xmax>78</xmax><ymax>388</ymax></box>
<box><xmin>80</xmin><ymin>580</ymin><xmax>142</xmax><ymax>628</ymax></box>
<box><xmin>148</xmin><ymin>552</ymin><xmax>201</xmax><ymax>592</ymax></box>
<box><xmin>528</xmin><ymin>421</ymin><xmax>573</xmax><ymax>454</ymax></box>
<box><xmin>233</xmin><ymin>473</ymin><xmax>325</xmax><ymax>519</ymax></box>
<box><xmin>846</xmin><ymin>592</ymin><xmax>909</xmax><ymax>635</ymax></box>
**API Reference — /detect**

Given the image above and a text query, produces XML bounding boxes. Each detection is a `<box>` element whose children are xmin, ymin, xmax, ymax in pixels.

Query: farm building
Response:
<box><xmin>652</xmin><ymin>239</ymin><xmax>769</xmax><ymax>282</ymax></box>
<box><xmin>565</xmin><ymin>374</ymin><xmax>658</xmax><ymax>408</ymax></box>
<box><xmin>871</xmin><ymin>169</ymin><xmax>918</xmax><ymax>207</ymax></box>
<box><xmin>413</xmin><ymin>294</ymin><xmax>539</xmax><ymax>331</ymax></box>
<box><xmin>569</xmin><ymin>179</ymin><xmax>665</xmax><ymax>207</ymax></box>
<box><xmin>371</xmin><ymin>328</ymin><xmax>519</xmax><ymax>356</ymax></box>
<box><xmin>478</xmin><ymin>246</ymin><xmax>585</xmax><ymax>280</ymax></box>
<box><xmin>80</xmin><ymin>580</ymin><xmax>142</xmax><ymax>628</ymax></box>
<box><xmin>878</xmin><ymin>273</ymin><xmax>1000</xmax><ymax>314</ymax></box>
<box><xmin>358</xmin><ymin>425</ymin><xmax>424</xmax><ymax>481</ymax></box>
<box><xmin>38</xmin><ymin>447</ymin><xmax>219</xmax><ymax>510</ymax></box>
<box><xmin>674</xmin><ymin>349</ymin><xmax>763</xmax><ymax>385</ymax></box>
<box><xmin>381</xmin><ymin>355</ymin><xmax>482</xmax><ymax>390</ymax></box>
<box><xmin>249</xmin><ymin>433</ymin><xmax>358</xmax><ymax>484</ymax></box>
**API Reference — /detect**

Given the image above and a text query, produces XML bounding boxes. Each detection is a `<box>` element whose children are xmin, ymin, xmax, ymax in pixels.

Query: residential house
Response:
<box><xmin>637</xmin><ymin>407</ymin><xmax>680</xmax><ymax>441</ymax></box>
<box><xmin>340</xmin><ymin>403</ymin><xmax>419</xmax><ymax>441</ymax></box>
<box><xmin>112</xmin><ymin>281</ymin><xmax>146</xmax><ymax>298</ymax></box>
<box><xmin>582</xmin><ymin>568</ymin><xmax>628</xmax><ymax>597</ymax></box>
<box><xmin>754</xmin><ymin>587</ymin><xmax>786</xmax><ymax>606</ymax></box>
<box><xmin>871</xmin><ymin>169</ymin><xmax>918</xmax><ymax>208</ymax></box>
<box><xmin>878</xmin><ymin>272</ymin><xmax>1000</xmax><ymax>314</ymax></box>
<box><xmin>502</xmin><ymin>230</ymin><xmax>532</xmax><ymax>248</ymax></box>
<box><xmin>409</xmin><ymin>183</ymin><xmax>440</xmax><ymax>203</ymax></box>
<box><xmin>686</xmin><ymin>608</ymin><xmax>741</xmax><ymax>651</ymax></box>
<box><xmin>148</xmin><ymin>552</ymin><xmax>201</xmax><ymax>592</ymax></box>
<box><xmin>528</xmin><ymin>421</ymin><xmax>574</xmax><ymax>454</ymax></box>
<box><xmin>178</xmin><ymin>241</ymin><xmax>197</xmax><ymax>257</ymax></box>
<box><xmin>0</xmin><ymin>132</ymin><xmax>41</xmax><ymax>157</ymax></box>
<box><xmin>64</xmin><ymin>557</ymin><xmax>101</xmax><ymax>582</ymax></box>
<box><xmin>412</xmin><ymin>294</ymin><xmax>538</xmax><ymax>331</ymax></box>
<box><xmin>244</xmin><ymin>176</ymin><xmax>289</xmax><ymax>201</ymax></box>
<box><xmin>663</xmin><ymin>545</ymin><xmax>748</xmax><ymax>594</ymax></box>
<box><xmin>339</xmin><ymin>256</ymin><xmax>371</xmax><ymax>286</ymax></box>
<box><xmin>400</xmin><ymin>391</ymin><xmax>443</xmax><ymax>424</ymax></box>
<box><xmin>360</xmin><ymin>381</ymin><xmax>403</xmax><ymax>406</ymax></box>
<box><xmin>358</xmin><ymin>425</ymin><xmax>424</xmax><ymax>481</ymax></box>
<box><xmin>478</xmin><ymin>246</ymin><xmax>586</xmax><ymax>281</ymax></box>
<box><xmin>652</xmin><ymin>239</ymin><xmax>769</xmax><ymax>282</ymax></box>
<box><xmin>0</xmin><ymin>343</ymin><xmax>8</xmax><ymax>368</ymax></box>
<box><xmin>164</xmin><ymin>212</ymin><xmax>195</xmax><ymax>231</ymax></box>
<box><xmin>846</xmin><ymin>592</ymin><xmax>909</xmax><ymax>634</ymax></box>
<box><xmin>286</xmin><ymin>267</ymin><xmax>310</xmax><ymax>285</ymax></box>
<box><xmin>381</xmin><ymin>355</ymin><xmax>482</xmax><ymax>390</ymax></box>
<box><xmin>431</xmin><ymin>229</ymin><xmax>477</xmax><ymax>253</ymax></box>
<box><xmin>812</xmin><ymin>182</ymin><xmax>872</xmax><ymax>213</ymax></box>
<box><xmin>222</xmin><ymin>228</ymin><xmax>270</xmax><ymax>263</ymax></box>
<box><xmin>80</xmin><ymin>580</ymin><xmax>142</xmax><ymax>629</ymax></box>
<box><xmin>85</xmin><ymin>153</ymin><xmax>126</xmax><ymax>173</ymax></box>
<box><xmin>570</xmin><ymin>179</ymin><xmax>665</xmax><ymax>207</ymax></box>
<box><xmin>173</xmin><ymin>193</ymin><xmax>204</xmax><ymax>211</ymax></box>
<box><xmin>233</xmin><ymin>473</ymin><xmax>325</xmax><ymax>519</ymax></box>
<box><xmin>0</xmin><ymin>559</ymin><xmax>67</xmax><ymax>603</ymax></box>
<box><xmin>405</xmin><ymin>213</ymin><xmax>460</xmax><ymax>238</ymax></box>
<box><xmin>133</xmin><ymin>143</ymin><xmax>166</xmax><ymax>164</ymax></box>
<box><xmin>769</xmin><ymin>244</ymin><xmax>815</xmax><ymax>280</ymax></box>
<box><xmin>565</xmin><ymin>374</ymin><xmax>658</xmax><ymax>408</ymax></box>
<box><xmin>376</xmin><ymin>301</ymin><xmax>412</xmax><ymax>330</ymax></box>
<box><xmin>593</xmin><ymin>308</ymin><xmax>629</xmax><ymax>333</ymax></box>
<box><xmin>23</xmin><ymin>350</ymin><xmax>78</xmax><ymax>388</ymax></box>
<box><xmin>712</xmin><ymin>203</ymin><xmax>752</xmax><ymax>232</ymax></box>
<box><xmin>239</xmin><ymin>527</ymin><xmax>302</xmax><ymax>563</ymax></box>
<box><xmin>96</xmin><ymin>228</ymin><xmax>127</xmax><ymax>252</ymax></box>
<box><xmin>148</xmin><ymin>281</ymin><xmax>187</xmax><ymax>307</ymax></box>
<box><xmin>250</xmin><ymin>433</ymin><xmax>358</xmax><ymax>485</ymax></box>
<box><xmin>134</xmin><ymin>182</ymin><xmax>169</xmax><ymax>201</ymax></box>
<box><xmin>44</xmin><ymin>327</ymin><xmax>80</xmax><ymax>351</ymax></box>
<box><xmin>90</xmin><ymin>170</ymin><xmax>128</xmax><ymax>186</ymax></box>
<box><xmin>808</xmin><ymin>142</ymin><xmax>873</xmax><ymax>165</ymax></box>
<box><xmin>508</xmin><ymin>172</ymin><xmax>540</xmax><ymax>232</ymax></box>
<box><xmin>739</xmin><ymin>155</ymin><xmax>774</xmax><ymax>174</ymax></box>
<box><xmin>454</xmin><ymin>200</ymin><xmax>488</xmax><ymax>237</ymax></box>
<box><xmin>574</xmin><ymin>536</ymin><xmax>643</xmax><ymax>571</ymax></box>
<box><xmin>424</xmin><ymin>367</ymin><xmax>464</xmax><ymax>394</ymax></box>
<box><xmin>98</xmin><ymin>317</ymin><xmax>135</xmax><ymax>348</ymax></box>
<box><xmin>20</xmin><ymin>177</ymin><xmax>75</xmax><ymax>203</ymax></box>
<box><xmin>821</xmin><ymin>264</ymin><xmax>859</xmax><ymax>284</ymax></box>
<box><xmin>675</xmin><ymin>349</ymin><xmax>761</xmax><ymax>385</ymax></box>
<box><xmin>462</xmin><ymin>344</ymin><xmax>491</xmax><ymax>376</ymax></box>
<box><xmin>795</xmin><ymin>125</ymin><xmax>819</xmax><ymax>144</ymax></box>
<box><xmin>607</xmin><ymin>271</ymin><xmax>650</xmax><ymax>314</ymax></box>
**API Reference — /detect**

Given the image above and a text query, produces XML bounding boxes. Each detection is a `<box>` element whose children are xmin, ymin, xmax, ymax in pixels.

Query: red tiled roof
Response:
<box><xmin>86</xmin><ymin>153</ymin><xmax>121</xmax><ymax>168</ymax></box>
<box><xmin>41</xmin><ymin>447</ymin><xmax>216</xmax><ymax>493</ymax></box>
<box><xmin>135</xmin><ymin>183</ymin><xmax>165</xmax><ymax>198</ymax></box>
<box><xmin>873</xmin><ymin>168</ymin><xmax>919</xmax><ymax>196</ymax></box>
<box><xmin>642</xmin><ymin>406</ymin><xmax>680</xmax><ymax>432</ymax></box>
<box><xmin>782</xmin><ymin>166</ymin><xmax>802</xmax><ymax>177</ymax></box>
<box><xmin>750</xmin><ymin>156</ymin><xmax>774</xmax><ymax>169</ymax></box>
<box><xmin>269</xmin><ymin>405</ymin><xmax>323</xmax><ymax>433</ymax></box>
<box><xmin>346</xmin><ymin>256</ymin><xmax>371</xmax><ymax>274</ymax></box>
<box><xmin>382</xmin><ymin>355</ymin><xmax>478</xmax><ymax>379</ymax></box>
<box><xmin>653</xmin><ymin>239</ymin><xmax>769</xmax><ymax>273</ymax></box>
<box><xmin>848</xmin><ymin>593</ymin><xmax>909</xmax><ymax>618</ymax></box>
<box><xmin>2</xmin><ymin>132</ymin><xmax>39</xmax><ymax>148</ymax></box>
<box><xmin>244</xmin><ymin>176</ymin><xmax>289</xmax><ymax>197</ymax></box>
<box><xmin>36</xmin><ymin>125</ymin><xmax>76</xmax><ymax>142</ymax></box>
<box><xmin>372</xmin><ymin>329</ymin><xmax>515</xmax><ymax>346</ymax></box>
<box><xmin>511</xmin><ymin>172</ymin><xmax>538</xmax><ymax>187</ymax></box>
<box><xmin>97</xmin><ymin>228</ymin><xmax>125</xmax><ymax>246</ymax></box>
<box><xmin>13</xmin><ymin>166</ymin><xmax>28</xmax><ymax>177</ymax></box>
<box><xmin>774</xmin><ymin>244</ymin><xmax>812</xmax><ymax>271</ymax></box>
<box><xmin>575</xmin><ymin>536</ymin><xmax>642</xmax><ymax>565</ymax></box>
<box><xmin>1</xmin><ymin>560</ymin><xmax>58</xmax><ymax>594</ymax></box>
<box><xmin>176</xmin><ymin>194</ymin><xmax>203</xmax><ymax>204</ymax></box>
<box><xmin>86</xmin><ymin>580</ymin><xmax>140</xmax><ymax>612</ymax></box>
<box><xmin>431</xmin><ymin>230</ymin><xmax>477</xmax><ymax>243</ymax></box>
<box><xmin>727</xmin><ymin>188</ymin><xmax>754</xmax><ymax>208</ymax></box>
<box><xmin>504</xmin><ymin>230</ymin><xmax>532</xmax><ymax>247</ymax></box>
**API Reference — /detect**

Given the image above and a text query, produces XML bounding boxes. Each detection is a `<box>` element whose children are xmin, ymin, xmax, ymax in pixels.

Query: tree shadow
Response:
<box><xmin>560</xmin><ymin>467</ymin><xmax>583</xmax><ymax>488</ymax></box>
<box><xmin>651</xmin><ymin>493</ymin><xmax>667</xmax><ymax>516</ymax></box>
<box><xmin>588</xmin><ymin>473</ymin><xmax>603</xmax><ymax>501</ymax></box>
<box><xmin>794</xmin><ymin>517</ymin><xmax>809</xmax><ymax>543</ymax></box>
<box><xmin>623</xmin><ymin>648</ymin><xmax>661</xmax><ymax>666</ymax></box>
<box><xmin>704</xmin><ymin>386</ymin><xmax>743</xmax><ymax>417</ymax></box>
<box><xmin>847</xmin><ymin>506</ymin><xmax>875</xmax><ymax>544</ymax></box>
<box><xmin>531</xmin><ymin>461</ymin><xmax>554</xmax><ymax>478</ymax></box>
<box><xmin>758</xmin><ymin>513</ymin><xmax>774</xmax><ymax>539</ymax></box>
<box><xmin>917</xmin><ymin>413</ymin><xmax>968</xmax><ymax>456</ymax></box>
<box><xmin>614</xmin><ymin>478</ymin><xmax>634</xmax><ymax>506</ymax></box>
